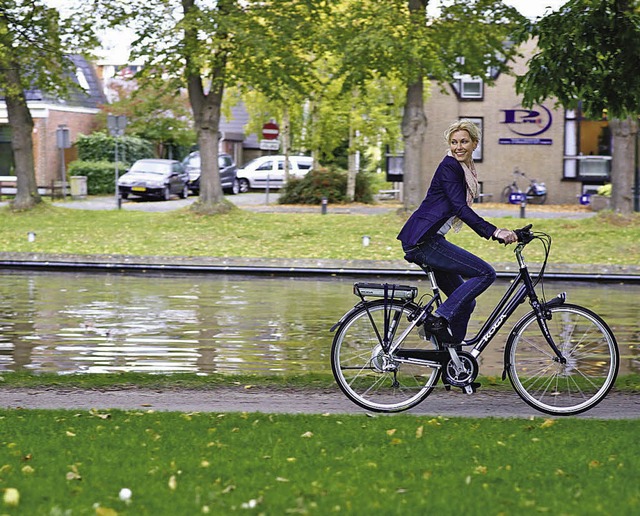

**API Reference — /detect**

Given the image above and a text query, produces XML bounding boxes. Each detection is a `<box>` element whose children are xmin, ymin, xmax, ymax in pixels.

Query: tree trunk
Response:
<box><xmin>4</xmin><ymin>64</ymin><xmax>41</xmax><ymax>210</ymax></box>
<box><xmin>182</xmin><ymin>0</ymin><xmax>227</xmax><ymax>214</ymax></box>
<box><xmin>346</xmin><ymin>121</ymin><xmax>357</xmax><ymax>202</ymax></box>
<box><xmin>282</xmin><ymin>107</ymin><xmax>291</xmax><ymax>182</ymax></box>
<box><xmin>401</xmin><ymin>78</ymin><xmax>427</xmax><ymax>210</ymax></box>
<box><xmin>609</xmin><ymin>117</ymin><xmax>638</xmax><ymax>214</ymax></box>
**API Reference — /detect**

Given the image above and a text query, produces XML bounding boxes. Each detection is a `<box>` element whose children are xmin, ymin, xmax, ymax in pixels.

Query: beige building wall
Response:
<box><xmin>423</xmin><ymin>39</ymin><xmax>582</xmax><ymax>205</ymax></box>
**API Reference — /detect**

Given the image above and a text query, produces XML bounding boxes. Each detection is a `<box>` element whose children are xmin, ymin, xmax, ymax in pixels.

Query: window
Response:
<box><xmin>459</xmin><ymin>76</ymin><xmax>483</xmax><ymax>99</ymax></box>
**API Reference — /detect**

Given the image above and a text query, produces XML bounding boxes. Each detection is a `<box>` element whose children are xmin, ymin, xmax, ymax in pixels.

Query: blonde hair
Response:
<box><xmin>444</xmin><ymin>119</ymin><xmax>481</xmax><ymax>144</ymax></box>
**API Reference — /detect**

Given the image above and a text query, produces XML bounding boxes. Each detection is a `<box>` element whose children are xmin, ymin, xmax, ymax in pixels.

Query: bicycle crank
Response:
<box><xmin>442</xmin><ymin>350</ymin><xmax>479</xmax><ymax>391</ymax></box>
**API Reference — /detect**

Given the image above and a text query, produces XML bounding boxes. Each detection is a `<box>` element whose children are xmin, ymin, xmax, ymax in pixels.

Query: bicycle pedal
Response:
<box><xmin>461</xmin><ymin>382</ymin><xmax>481</xmax><ymax>394</ymax></box>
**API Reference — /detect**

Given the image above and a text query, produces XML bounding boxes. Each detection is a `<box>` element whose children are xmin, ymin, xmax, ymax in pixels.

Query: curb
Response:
<box><xmin>1</xmin><ymin>252</ymin><xmax>639</xmax><ymax>283</ymax></box>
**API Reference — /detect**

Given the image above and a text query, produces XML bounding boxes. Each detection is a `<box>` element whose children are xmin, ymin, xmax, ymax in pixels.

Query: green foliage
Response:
<box><xmin>597</xmin><ymin>184</ymin><xmax>612</xmax><ymax>197</ymax></box>
<box><xmin>96</xmin><ymin>80</ymin><xmax>196</xmax><ymax>160</ymax></box>
<box><xmin>278</xmin><ymin>167</ymin><xmax>375</xmax><ymax>205</ymax></box>
<box><xmin>0</xmin><ymin>409</ymin><xmax>638</xmax><ymax>514</ymax></box>
<box><xmin>517</xmin><ymin>0</ymin><xmax>640</xmax><ymax>119</ymax></box>
<box><xmin>75</xmin><ymin>132</ymin><xmax>154</xmax><ymax>166</ymax></box>
<box><xmin>67</xmin><ymin>160</ymin><xmax>124</xmax><ymax>195</ymax></box>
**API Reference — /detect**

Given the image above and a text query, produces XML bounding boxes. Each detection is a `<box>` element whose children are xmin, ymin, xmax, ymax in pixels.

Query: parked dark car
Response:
<box><xmin>182</xmin><ymin>151</ymin><xmax>240</xmax><ymax>195</ymax></box>
<box><xmin>118</xmin><ymin>159</ymin><xmax>189</xmax><ymax>201</ymax></box>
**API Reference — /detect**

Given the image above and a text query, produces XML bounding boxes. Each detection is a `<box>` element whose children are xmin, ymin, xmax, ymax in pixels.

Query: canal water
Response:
<box><xmin>0</xmin><ymin>270</ymin><xmax>637</xmax><ymax>376</ymax></box>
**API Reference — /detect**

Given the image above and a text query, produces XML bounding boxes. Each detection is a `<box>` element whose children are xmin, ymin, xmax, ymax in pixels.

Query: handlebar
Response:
<box><xmin>515</xmin><ymin>224</ymin><xmax>534</xmax><ymax>244</ymax></box>
<box><xmin>492</xmin><ymin>224</ymin><xmax>534</xmax><ymax>245</ymax></box>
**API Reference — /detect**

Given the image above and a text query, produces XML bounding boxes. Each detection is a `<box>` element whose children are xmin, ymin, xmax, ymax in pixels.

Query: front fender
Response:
<box><xmin>501</xmin><ymin>293</ymin><xmax>567</xmax><ymax>380</ymax></box>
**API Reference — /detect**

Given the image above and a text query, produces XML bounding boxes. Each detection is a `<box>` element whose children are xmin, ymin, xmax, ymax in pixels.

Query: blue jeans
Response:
<box><xmin>403</xmin><ymin>235</ymin><xmax>496</xmax><ymax>342</ymax></box>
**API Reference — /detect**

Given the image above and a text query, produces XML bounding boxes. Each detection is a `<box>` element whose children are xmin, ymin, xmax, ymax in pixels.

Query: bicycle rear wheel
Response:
<box><xmin>331</xmin><ymin>300</ymin><xmax>440</xmax><ymax>412</ymax></box>
<box><xmin>501</xmin><ymin>186</ymin><xmax>514</xmax><ymax>203</ymax></box>
<box><xmin>506</xmin><ymin>304</ymin><xmax>619</xmax><ymax>415</ymax></box>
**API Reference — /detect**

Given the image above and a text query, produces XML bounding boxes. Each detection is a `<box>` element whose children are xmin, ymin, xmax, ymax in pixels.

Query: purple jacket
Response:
<box><xmin>397</xmin><ymin>155</ymin><xmax>497</xmax><ymax>247</ymax></box>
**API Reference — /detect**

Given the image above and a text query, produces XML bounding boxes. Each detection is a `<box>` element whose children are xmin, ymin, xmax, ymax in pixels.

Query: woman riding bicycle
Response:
<box><xmin>398</xmin><ymin>119</ymin><xmax>517</xmax><ymax>345</ymax></box>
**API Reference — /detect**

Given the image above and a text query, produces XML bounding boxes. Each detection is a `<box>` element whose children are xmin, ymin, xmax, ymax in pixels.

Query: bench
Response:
<box><xmin>0</xmin><ymin>176</ymin><xmax>68</xmax><ymax>200</ymax></box>
<box><xmin>475</xmin><ymin>193</ymin><xmax>493</xmax><ymax>203</ymax></box>
<box><xmin>377</xmin><ymin>189</ymin><xmax>401</xmax><ymax>201</ymax></box>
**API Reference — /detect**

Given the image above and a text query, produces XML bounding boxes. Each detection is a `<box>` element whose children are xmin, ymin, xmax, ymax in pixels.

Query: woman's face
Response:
<box><xmin>449</xmin><ymin>130</ymin><xmax>478</xmax><ymax>166</ymax></box>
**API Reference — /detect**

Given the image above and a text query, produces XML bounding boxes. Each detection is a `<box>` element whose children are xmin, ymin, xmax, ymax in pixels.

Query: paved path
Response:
<box><xmin>23</xmin><ymin>192</ymin><xmax>598</xmax><ymax>219</ymax></box>
<box><xmin>1</xmin><ymin>386</ymin><xmax>637</xmax><ymax>419</ymax></box>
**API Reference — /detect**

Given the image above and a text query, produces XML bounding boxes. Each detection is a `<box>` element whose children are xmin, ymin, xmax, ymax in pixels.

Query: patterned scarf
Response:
<box><xmin>447</xmin><ymin>151</ymin><xmax>479</xmax><ymax>233</ymax></box>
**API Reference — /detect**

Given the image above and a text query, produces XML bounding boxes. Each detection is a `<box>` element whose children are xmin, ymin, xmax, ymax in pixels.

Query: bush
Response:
<box><xmin>278</xmin><ymin>167</ymin><xmax>375</xmax><ymax>205</ymax></box>
<box><xmin>76</xmin><ymin>132</ymin><xmax>154</xmax><ymax>166</ymax></box>
<box><xmin>68</xmin><ymin>161</ymin><xmax>126</xmax><ymax>195</ymax></box>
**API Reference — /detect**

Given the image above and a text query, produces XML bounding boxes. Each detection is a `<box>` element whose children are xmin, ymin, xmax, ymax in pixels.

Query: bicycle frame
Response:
<box><xmin>384</xmin><ymin>241</ymin><xmax>567</xmax><ymax>365</ymax></box>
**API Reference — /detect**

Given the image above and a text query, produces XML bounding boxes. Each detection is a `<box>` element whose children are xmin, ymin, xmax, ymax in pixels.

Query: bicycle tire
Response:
<box><xmin>501</xmin><ymin>186</ymin><xmax>514</xmax><ymax>204</ymax></box>
<box><xmin>331</xmin><ymin>300</ymin><xmax>440</xmax><ymax>412</ymax></box>
<box><xmin>506</xmin><ymin>304</ymin><xmax>618</xmax><ymax>415</ymax></box>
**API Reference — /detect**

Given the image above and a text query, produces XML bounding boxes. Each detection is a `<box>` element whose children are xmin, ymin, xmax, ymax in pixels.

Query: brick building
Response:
<box><xmin>422</xmin><ymin>39</ymin><xmax>611</xmax><ymax>205</ymax></box>
<box><xmin>0</xmin><ymin>55</ymin><xmax>106</xmax><ymax>186</ymax></box>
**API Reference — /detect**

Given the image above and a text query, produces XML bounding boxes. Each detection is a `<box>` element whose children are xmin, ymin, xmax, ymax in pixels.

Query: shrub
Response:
<box><xmin>76</xmin><ymin>132</ymin><xmax>154</xmax><ymax>166</ymax></box>
<box><xmin>278</xmin><ymin>167</ymin><xmax>375</xmax><ymax>205</ymax></box>
<box><xmin>67</xmin><ymin>161</ymin><xmax>127</xmax><ymax>195</ymax></box>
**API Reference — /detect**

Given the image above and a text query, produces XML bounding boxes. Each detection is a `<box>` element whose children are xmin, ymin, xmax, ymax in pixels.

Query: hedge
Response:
<box><xmin>278</xmin><ymin>167</ymin><xmax>375</xmax><ymax>205</ymax></box>
<box><xmin>75</xmin><ymin>132</ymin><xmax>153</xmax><ymax>166</ymax></box>
<box><xmin>67</xmin><ymin>161</ymin><xmax>127</xmax><ymax>195</ymax></box>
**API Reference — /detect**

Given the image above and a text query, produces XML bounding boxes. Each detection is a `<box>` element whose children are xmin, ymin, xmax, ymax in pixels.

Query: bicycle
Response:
<box><xmin>330</xmin><ymin>225</ymin><xmax>619</xmax><ymax>415</ymax></box>
<box><xmin>500</xmin><ymin>168</ymin><xmax>547</xmax><ymax>204</ymax></box>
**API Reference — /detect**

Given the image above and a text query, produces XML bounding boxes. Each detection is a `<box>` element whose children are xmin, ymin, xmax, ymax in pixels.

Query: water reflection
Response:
<box><xmin>0</xmin><ymin>270</ymin><xmax>638</xmax><ymax>376</ymax></box>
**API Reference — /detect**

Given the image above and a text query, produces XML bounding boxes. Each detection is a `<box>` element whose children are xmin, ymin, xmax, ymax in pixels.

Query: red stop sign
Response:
<box><xmin>262</xmin><ymin>121</ymin><xmax>279</xmax><ymax>140</ymax></box>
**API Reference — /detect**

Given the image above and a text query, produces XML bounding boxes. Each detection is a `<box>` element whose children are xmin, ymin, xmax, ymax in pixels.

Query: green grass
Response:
<box><xmin>1</xmin><ymin>372</ymin><xmax>638</xmax><ymax>393</ymax></box>
<box><xmin>1</xmin><ymin>201</ymin><xmax>639</xmax><ymax>266</ymax></box>
<box><xmin>0</xmin><ymin>410</ymin><xmax>638</xmax><ymax>514</ymax></box>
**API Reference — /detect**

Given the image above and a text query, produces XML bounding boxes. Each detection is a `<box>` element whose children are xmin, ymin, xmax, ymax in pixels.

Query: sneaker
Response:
<box><xmin>423</xmin><ymin>314</ymin><xmax>457</xmax><ymax>343</ymax></box>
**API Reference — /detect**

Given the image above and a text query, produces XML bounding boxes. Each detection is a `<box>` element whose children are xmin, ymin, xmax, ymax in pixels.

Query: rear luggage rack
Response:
<box><xmin>353</xmin><ymin>282</ymin><xmax>418</xmax><ymax>301</ymax></box>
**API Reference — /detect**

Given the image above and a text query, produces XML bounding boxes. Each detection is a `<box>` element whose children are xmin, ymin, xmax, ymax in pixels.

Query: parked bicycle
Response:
<box><xmin>330</xmin><ymin>225</ymin><xmax>619</xmax><ymax>415</ymax></box>
<box><xmin>501</xmin><ymin>168</ymin><xmax>547</xmax><ymax>204</ymax></box>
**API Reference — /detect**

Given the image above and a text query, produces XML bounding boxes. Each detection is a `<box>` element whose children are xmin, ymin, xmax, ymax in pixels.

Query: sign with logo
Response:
<box><xmin>499</xmin><ymin>105</ymin><xmax>552</xmax><ymax>145</ymax></box>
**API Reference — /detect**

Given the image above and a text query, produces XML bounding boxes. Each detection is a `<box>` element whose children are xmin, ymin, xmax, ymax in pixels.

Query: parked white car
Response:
<box><xmin>237</xmin><ymin>155</ymin><xmax>313</xmax><ymax>192</ymax></box>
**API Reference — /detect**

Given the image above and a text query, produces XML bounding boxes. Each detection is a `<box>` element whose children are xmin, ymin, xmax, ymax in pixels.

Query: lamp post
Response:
<box><xmin>107</xmin><ymin>115</ymin><xmax>127</xmax><ymax>209</ymax></box>
<box><xmin>56</xmin><ymin>125</ymin><xmax>70</xmax><ymax>199</ymax></box>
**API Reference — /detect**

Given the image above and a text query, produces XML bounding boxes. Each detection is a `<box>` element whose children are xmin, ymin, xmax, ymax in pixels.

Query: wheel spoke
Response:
<box><xmin>331</xmin><ymin>300</ymin><xmax>439</xmax><ymax>412</ymax></box>
<box><xmin>508</xmin><ymin>305</ymin><xmax>618</xmax><ymax>415</ymax></box>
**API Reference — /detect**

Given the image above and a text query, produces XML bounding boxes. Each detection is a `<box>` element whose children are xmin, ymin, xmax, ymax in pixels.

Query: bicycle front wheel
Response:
<box><xmin>331</xmin><ymin>300</ymin><xmax>440</xmax><ymax>412</ymax></box>
<box><xmin>506</xmin><ymin>304</ymin><xmax>619</xmax><ymax>415</ymax></box>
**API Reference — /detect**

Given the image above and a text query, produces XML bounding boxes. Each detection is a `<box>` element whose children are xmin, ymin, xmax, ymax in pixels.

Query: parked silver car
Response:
<box><xmin>118</xmin><ymin>159</ymin><xmax>189</xmax><ymax>201</ymax></box>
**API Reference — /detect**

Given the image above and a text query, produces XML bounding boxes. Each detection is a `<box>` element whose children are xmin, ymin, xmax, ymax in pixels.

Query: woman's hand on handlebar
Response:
<box><xmin>492</xmin><ymin>228</ymin><xmax>518</xmax><ymax>245</ymax></box>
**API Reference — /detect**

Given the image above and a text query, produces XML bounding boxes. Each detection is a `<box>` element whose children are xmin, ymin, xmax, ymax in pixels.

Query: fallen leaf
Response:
<box><xmin>168</xmin><ymin>475</ymin><xmax>177</xmax><ymax>490</ymax></box>
<box><xmin>415</xmin><ymin>426</ymin><xmax>424</xmax><ymax>439</ymax></box>
<box><xmin>96</xmin><ymin>507</ymin><xmax>118</xmax><ymax>516</ymax></box>
<box><xmin>3</xmin><ymin>487</ymin><xmax>20</xmax><ymax>506</ymax></box>
<box><xmin>540</xmin><ymin>419</ymin><xmax>556</xmax><ymax>428</ymax></box>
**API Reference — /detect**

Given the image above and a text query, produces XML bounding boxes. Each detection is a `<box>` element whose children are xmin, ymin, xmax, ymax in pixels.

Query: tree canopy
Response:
<box><xmin>517</xmin><ymin>0</ymin><xmax>640</xmax><ymax>213</ymax></box>
<box><xmin>517</xmin><ymin>0</ymin><xmax>640</xmax><ymax>120</ymax></box>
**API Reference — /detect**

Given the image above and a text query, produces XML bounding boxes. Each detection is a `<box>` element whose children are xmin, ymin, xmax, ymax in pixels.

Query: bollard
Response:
<box><xmin>362</xmin><ymin>235</ymin><xmax>370</xmax><ymax>247</ymax></box>
<box><xmin>27</xmin><ymin>232</ymin><xmax>36</xmax><ymax>243</ymax></box>
<box><xmin>520</xmin><ymin>200</ymin><xmax>526</xmax><ymax>219</ymax></box>
<box><xmin>321</xmin><ymin>197</ymin><xmax>328</xmax><ymax>215</ymax></box>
